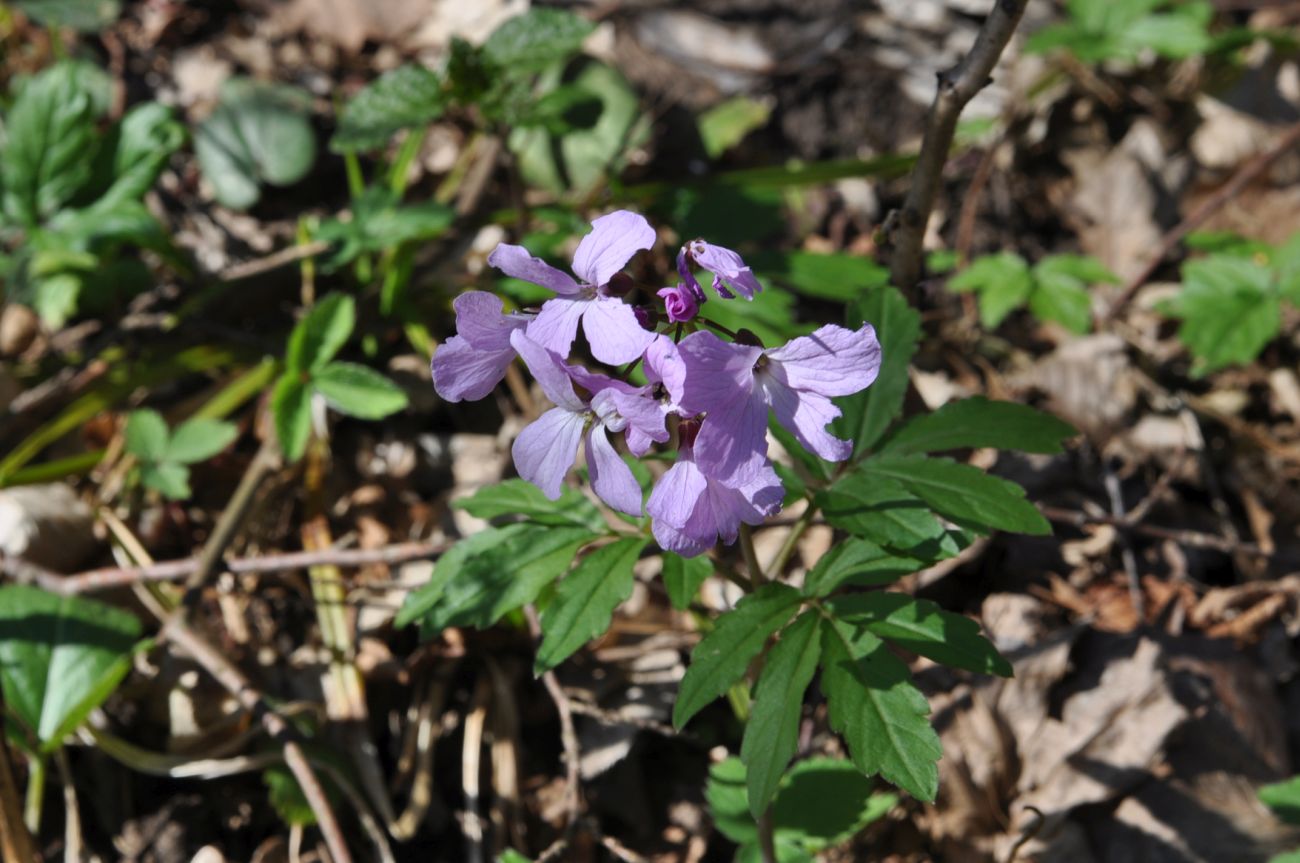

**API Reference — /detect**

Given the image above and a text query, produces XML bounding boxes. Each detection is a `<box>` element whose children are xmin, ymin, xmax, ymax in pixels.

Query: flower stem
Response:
<box><xmin>766</xmin><ymin>503</ymin><xmax>818</xmax><ymax>581</ymax></box>
<box><xmin>738</xmin><ymin>524</ymin><xmax>763</xmax><ymax>591</ymax></box>
<box><xmin>758</xmin><ymin>809</ymin><xmax>779</xmax><ymax>863</ymax></box>
<box><xmin>697</xmin><ymin>316</ymin><xmax>739</xmax><ymax>338</ymax></box>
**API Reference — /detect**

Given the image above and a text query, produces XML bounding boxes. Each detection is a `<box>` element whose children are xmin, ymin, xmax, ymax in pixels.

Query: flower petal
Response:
<box><xmin>487</xmin><ymin>244</ymin><xmax>582</xmax><ymax>296</ymax></box>
<box><xmin>582</xmin><ymin>296</ymin><xmax>655</xmax><ymax>365</ymax></box>
<box><xmin>689</xmin><ymin>240</ymin><xmax>763</xmax><ymax>299</ymax></box>
<box><xmin>676</xmin><ymin>330</ymin><xmax>762</xmax><ymax>416</ymax></box>
<box><xmin>430</xmin><ymin>335</ymin><xmax>515</xmax><ymax>403</ymax></box>
<box><xmin>644</xmin><ymin>334</ymin><xmax>687</xmax><ymax>408</ymax></box>
<box><xmin>647</xmin><ymin>455</ymin><xmax>708</xmax><ymax>530</ymax></box>
<box><xmin>526</xmin><ymin>297</ymin><xmax>588</xmax><ymax>361</ymax></box>
<box><xmin>693</xmin><ymin>387</ymin><xmax>769</xmax><ymax>484</ymax></box>
<box><xmin>512</xmin><ymin>407</ymin><xmax>586</xmax><ymax>500</ymax></box>
<box><xmin>510</xmin><ymin>329</ymin><xmax>585</xmax><ymax>412</ymax></box>
<box><xmin>651</xmin><ymin>517</ymin><xmax>713</xmax><ymax>558</ymax></box>
<box><xmin>586</xmin><ymin>426</ymin><xmax>643</xmax><ymax>516</ymax></box>
<box><xmin>764</xmin><ymin>323</ymin><xmax>882</xmax><ymax>397</ymax></box>
<box><xmin>762</xmin><ymin>376</ymin><xmax>851</xmax><ymax>462</ymax></box>
<box><xmin>606</xmin><ymin>389</ymin><xmax>669</xmax><ymax>456</ymax></box>
<box><xmin>572</xmin><ymin>210</ymin><xmax>656</xmax><ymax>286</ymax></box>
<box><xmin>451</xmin><ymin>291</ymin><xmax>525</xmax><ymax>348</ymax></box>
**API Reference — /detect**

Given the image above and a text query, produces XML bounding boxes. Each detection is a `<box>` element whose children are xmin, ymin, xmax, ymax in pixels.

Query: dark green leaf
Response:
<box><xmin>535</xmin><ymin>537</ymin><xmax>647</xmax><ymax>674</ymax></box>
<box><xmin>802</xmin><ymin>538</ymin><xmax>921</xmax><ymax>597</ymax></box>
<box><xmin>859</xmin><ymin>455</ymin><xmax>1051</xmax><ymax>535</ymax></box>
<box><xmin>140</xmin><ymin>462</ymin><xmax>191</xmax><ymax>500</ymax></box>
<box><xmin>165</xmin><ymin>418</ymin><xmax>238</xmax><ymax>464</ymax></box>
<box><xmin>98</xmin><ymin>102</ymin><xmax>185</xmax><ymax>208</ymax></box>
<box><xmin>455</xmin><ymin>479</ymin><xmax>606</xmax><ymax>532</ymax></box>
<box><xmin>288</xmin><ymin>294</ymin><xmax>355</xmax><ymax>374</ymax></box>
<box><xmin>741</xmin><ymin>611</ymin><xmax>822</xmax><ymax>816</ymax></box>
<box><xmin>482</xmin><ymin>8</ymin><xmax>595</xmax><ymax>72</ymax></box>
<box><xmin>772</xmin><ymin>759</ymin><xmax>897</xmax><ymax>850</ymax></box>
<box><xmin>662</xmin><ymin>552</ymin><xmax>713</xmax><ymax>610</ymax></box>
<box><xmin>124</xmin><ymin>409</ymin><xmax>169</xmax><ymax>462</ymax></box>
<box><xmin>272</xmin><ymin>375</ymin><xmax>312</xmax><ymax>462</ymax></box>
<box><xmin>0</xmin><ymin>585</ymin><xmax>141</xmax><ymax>750</ymax></box>
<box><xmin>948</xmin><ymin>252</ymin><xmax>1033</xmax><ymax>329</ymax></box>
<box><xmin>820</xmin><ymin>616</ymin><xmax>940</xmax><ymax>801</ymax></box>
<box><xmin>706</xmin><ymin>757</ymin><xmax>758</xmax><ymax>845</ymax></box>
<box><xmin>832</xmin><ymin>287</ymin><xmax>921</xmax><ymax>454</ymax></box>
<box><xmin>331</xmin><ymin>65</ymin><xmax>447</xmax><ymax>152</ymax></box>
<box><xmin>880</xmin><ymin>397</ymin><xmax>1076</xmax><ymax>456</ymax></box>
<box><xmin>674</xmin><ymin>584</ymin><xmax>802</xmax><ymax>728</ymax></box>
<box><xmin>816</xmin><ymin>475</ymin><xmax>957</xmax><ymax>556</ymax></box>
<box><xmin>313</xmin><ymin>362</ymin><xmax>409</xmax><ymax>420</ymax></box>
<box><xmin>828</xmin><ymin>593</ymin><xmax>1012</xmax><ymax>676</ymax></box>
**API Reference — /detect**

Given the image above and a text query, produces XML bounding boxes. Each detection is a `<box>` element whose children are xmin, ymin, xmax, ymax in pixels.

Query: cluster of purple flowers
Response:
<box><xmin>431</xmin><ymin>211</ymin><xmax>882</xmax><ymax>557</ymax></box>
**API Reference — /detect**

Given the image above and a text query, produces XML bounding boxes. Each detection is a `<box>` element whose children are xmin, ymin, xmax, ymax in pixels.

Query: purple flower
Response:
<box><xmin>657</xmin><ymin>283</ymin><xmax>700</xmax><ymax>323</ymax></box>
<box><xmin>677</xmin><ymin>324</ymin><xmax>883</xmax><ymax>483</ymax></box>
<box><xmin>430</xmin><ymin>291</ymin><xmax>533</xmax><ymax>403</ymax></box>
<box><xmin>509</xmin><ymin>330</ymin><xmax>667</xmax><ymax>515</ymax></box>
<box><xmin>678</xmin><ymin>239</ymin><xmax>763</xmax><ymax>300</ymax></box>
<box><xmin>648</xmin><ymin>424</ymin><xmax>784</xmax><ymax>557</ymax></box>
<box><xmin>487</xmin><ymin>211</ymin><xmax>657</xmax><ymax>365</ymax></box>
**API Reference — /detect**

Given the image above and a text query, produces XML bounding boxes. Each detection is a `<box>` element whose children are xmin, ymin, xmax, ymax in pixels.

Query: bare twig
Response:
<box><xmin>1102</xmin><ymin>119</ymin><xmax>1300</xmax><ymax>323</ymax></box>
<box><xmin>0</xmin><ymin>732</ymin><xmax>37</xmax><ymax>863</ymax></box>
<box><xmin>524</xmin><ymin>606</ymin><xmax>583</xmax><ymax>832</ymax></box>
<box><xmin>217</xmin><ymin>240</ymin><xmax>331</xmax><ymax>283</ymax></box>
<box><xmin>1040</xmin><ymin>506</ymin><xmax>1268</xmax><ymax>556</ymax></box>
<box><xmin>1102</xmin><ymin>462</ymin><xmax>1145</xmax><ymax>619</ymax></box>
<box><xmin>888</xmin><ymin>0</ymin><xmax>1031</xmax><ymax>290</ymax></box>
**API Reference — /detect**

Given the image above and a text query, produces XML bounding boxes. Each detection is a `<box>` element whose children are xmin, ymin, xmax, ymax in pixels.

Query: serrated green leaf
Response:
<box><xmin>697</xmin><ymin>95</ymin><xmax>771</xmax><ymax>159</ymax></box>
<box><xmin>880</xmin><ymin>397</ymin><xmax>1076</xmax><ymax>456</ymax></box>
<box><xmin>949</xmin><ymin>252</ymin><xmax>1034</xmax><ymax>329</ymax></box>
<box><xmin>662</xmin><ymin>552</ymin><xmax>714</xmax><ymax>610</ymax></box>
<box><xmin>802</xmin><ymin>538</ymin><xmax>921</xmax><ymax>597</ymax></box>
<box><xmin>272</xmin><ymin>375</ymin><xmax>312</xmax><ymax>462</ymax></box>
<box><xmin>741</xmin><ymin>611</ymin><xmax>822</xmax><ymax>816</ymax></box>
<box><xmin>331</xmin><ymin>65</ymin><xmax>447</xmax><ymax>152</ymax></box>
<box><xmin>820</xmin><ymin>616</ymin><xmax>940</xmax><ymax>801</ymax></box>
<box><xmin>314</xmin><ymin>362</ymin><xmax>409</xmax><ymax>419</ymax></box>
<box><xmin>535</xmin><ymin>537</ymin><xmax>646</xmax><ymax>674</ymax></box>
<box><xmin>833</xmin><ymin>287</ymin><xmax>921</xmax><ymax>455</ymax></box>
<box><xmin>140</xmin><ymin>461</ymin><xmax>191</xmax><ymax>500</ymax></box>
<box><xmin>1175</xmin><ymin>256</ymin><xmax>1280</xmax><ymax>374</ymax></box>
<box><xmin>396</xmin><ymin>524</ymin><xmax>596</xmax><ymax>635</ymax></box>
<box><xmin>0</xmin><ymin>585</ymin><xmax>141</xmax><ymax>750</ymax></box>
<box><xmin>1261</xmin><ymin>776</ymin><xmax>1300</xmax><ymax>827</ymax></box>
<box><xmin>165</xmin><ymin>417</ymin><xmax>238</xmax><ymax>464</ymax></box>
<box><xmin>124</xmin><ymin>409</ymin><xmax>170</xmax><ymax>462</ymax></box>
<box><xmin>828</xmin><ymin>593</ymin><xmax>1011</xmax><ymax>676</ymax></box>
<box><xmin>482</xmin><ymin>8</ymin><xmax>595</xmax><ymax>72</ymax></box>
<box><xmin>859</xmin><ymin>455</ymin><xmax>1051</xmax><ymax>535</ymax></box>
<box><xmin>816</xmin><ymin>475</ymin><xmax>956</xmax><ymax>556</ymax></box>
<box><xmin>674</xmin><ymin>584</ymin><xmax>802</xmax><ymax>728</ymax></box>
<box><xmin>772</xmin><ymin>759</ymin><xmax>897</xmax><ymax>850</ymax></box>
<box><xmin>1030</xmin><ymin>272</ymin><xmax>1093</xmax><ymax>334</ymax></box>
<box><xmin>288</xmin><ymin>293</ymin><xmax>355</xmax><ymax>373</ymax></box>
<box><xmin>455</xmin><ymin>479</ymin><xmax>606</xmax><ymax>531</ymax></box>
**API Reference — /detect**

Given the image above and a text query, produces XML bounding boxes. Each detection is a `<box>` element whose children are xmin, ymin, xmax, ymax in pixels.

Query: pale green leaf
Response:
<box><xmin>948</xmin><ymin>252</ymin><xmax>1033</xmax><ymax>329</ymax></box>
<box><xmin>313</xmin><ymin>362</ymin><xmax>409</xmax><ymax>420</ymax></box>
<box><xmin>140</xmin><ymin>461</ymin><xmax>191</xmax><ymax>500</ymax></box>
<box><xmin>535</xmin><ymin>537</ymin><xmax>646</xmax><ymax>674</ymax></box>
<box><xmin>166</xmin><ymin>418</ymin><xmax>238</xmax><ymax>464</ymax></box>
<box><xmin>1261</xmin><ymin>775</ymin><xmax>1300</xmax><ymax>827</ymax></box>
<box><xmin>124</xmin><ymin>409</ymin><xmax>170</xmax><ymax>462</ymax></box>
<box><xmin>271</xmin><ymin>375</ymin><xmax>312</xmax><ymax>462</ymax></box>
<box><xmin>697</xmin><ymin>95</ymin><xmax>771</xmax><ymax>159</ymax></box>
<box><xmin>482</xmin><ymin>8</ymin><xmax>595</xmax><ymax>72</ymax></box>
<box><xmin>287</xmin><ymin>293</ymin><xmax>355</xmax><ymax>373</ymax></box>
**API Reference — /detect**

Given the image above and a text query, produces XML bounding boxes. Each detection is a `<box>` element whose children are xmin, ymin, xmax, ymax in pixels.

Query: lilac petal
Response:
<box><xmin>582</xmin><ymin>296</ymin><xmax>655</xmax><ymax>365</ymax></box>
<box><xmin>512</xmin><ymin>407</ymin><xmax>587</xmax><ymax>500</ymax></box>
<box><xmin>657</xmin><ymin>284</ymin><xmax>698</xmax><ymax>323</ymax></box>
<box><xmin>689</xmin><ymin>240</ymin><xmax>763</xmax><ymax>299</ymax></box>
<box><xmin>607</xmin><ymin>389</ymin><xmax>669</xmax><ymax>456</ymax></box>
<box><xmin>430</xmin><ymin>335</ymin><xmax>515</xmax><ymax>403</ymax></box>
<box><xmin>487</xmin><ymin>244</ymin><xmax>582</xmax><ymax>296</ymax></box>
<box><xmin>676</xmin><ymin>250</ymin><xmax>707</xmax><ymax>304</ymax></box>
<box><xmin>651</xmin><ymin>518</ymin><xmax>712</xmax><ymax>558</ymax></box>
<box><xmin>527</xmin><ymin>297</ymin><xmax>588</xmax><ymax>360</ymax></box>
<box><xmin>586</xmin><ymin>427</ymin><xmax>643</xmax><ymax>516</ymax></box>
<box><xmin>644</xmin><ymin>335</ymin><xmax>686</xmax><ymax>407</ymax></box>
<box><xmin>510</xmin><ymin>330</ymin><xmax>585</xmax><ymax>412</ymax></box>
<box><xmin>763</xmin><ymin>377</ymin><xmax>851</xmax><ymax>462</ymax></box>
<box><xmin>764</xmin><ymin>323</ymin><xmax>882</xmax><ymax>397</ymax></box>
<box><xmin>693</xmin><ymin>388</ymin><xmax>769</xmax><ymax>484</ymax></box>
<box><xmin>572</xmin><ymin>211</ymin><xmax>656</xmax><ymax>287</ymax></box>
<box><xmin>569</xmin><ymin>364</ymin><xmax>637</xmax><ymax>398</ymax></box>
<box><xmin>647</xmin><ymin>455</ymin><xmax>708</xmax><ymax>530</ymax></box>
<box><xmin>676</xmin><ymin>330</ymin><xmax>762</xmax><ymax>416</ymax></box>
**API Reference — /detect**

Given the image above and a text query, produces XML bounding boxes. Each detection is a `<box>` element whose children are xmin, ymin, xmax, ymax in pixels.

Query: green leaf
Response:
<box><xmin>263</xmin><ymin>765</ymin><xmax>319</xmax><ymax>826</ymax></box>
<box><xmin>832</xmin><ymin>287</ymin><xmax>921</xmax><ymax>454</ymax></box>
<box><xmin>287</xmin><ymin>293</ymin><xmax>355</xmax><ymax>374</ymax></box>
<box><xmin>165</xmin><ymin>417</ymin><xmax>238</xmax><ymax>464</ymax></box>
<box><xmin>272</xmin><ymin>375</ymin><xmax>312</xmax><ymax>462</ymax></box>
<box><xmin>1175</xmin><ymin>256</ymin><xmax>1281</xmax><ymax>374</ymax></box>
<box><xmin>1</xmin><ymin>61</ymin><xmax>98</xmax><ymax>226</ymax></box>
<box><xmin>1261</xmin><ymin>776</ymin><xmax>1300</xmax><ymax>827</ymax></box>
<box><xmin>396</xmin><ymin>524</ymin><xmax>596</xmax><ymax>634</ymax></box>
<box><xmin>772</xmin><ymin>759</ymin><xmax>897</xmax><ymax>850</ymax></box>
<box><xmin>27</xmin><ymin>271</ymin><xmax>83</xmax><ymax>329</ymax></box>
<box><xmin>949</xmin><ymin>252</ymin><xmax>1034</xmax><ymax>329</ymax></box>
<box><xmin>12</xmin><ymin>0</ymin><xmax>120</xmax><ymax>31</ymax></box>
<box><xmin>697</xmin><ymin>96</ymin><xmax>771</xmax><ymax>159</ymax></box>
<box><xmin>316</xmin><ymin>189</ymin><xmax>454</xmax><ymax>269</ymax></box>
<box><xmin>755</xmin><ymin>251</ymin><xmax>890</xmax><ymax>302</ymax></box>
<box><xmin>673</xmin><ymin>584</ymin><xmax>802</xmax><ymax>728</ymax></box>
<box><xmin>662</xmin><ymin>552</ymin><xmax>713</xmax><ymax>610</ymax></box>
<box><xmin>455</xmin><ymin>479</ymin><xmax>606</xmax><ymax>532</ymax></box>
<box><xmin>98</xmin><ymin>101</ymin><xmax>185</xmax><ymax>208</ymax></box>
<box><xmin>535</xmin><ymin>537</ymin><xmax>647</xmax><ymax>674</ymax></box>
<box><xmin>194</xmin><ymin>78</ymin><xmax>316</xmax><ymax>209</ymax></box>
<box><xmin>482</xmin><ymin>8</ymin><xmax>595</xmax><ymax>72</ymax></box>
<box><xmin>820</xmin><ymin>615</ymin><xmax>941</xmax><ymax>801</ymax></box>
<box><xmin>828</xmin><ymin>593</ymin><xmax>1011</xmax><ymax>676</ymax></box>
<box><xmin>706</xmin><ymin>757</ymin><xmax>758</xmax><ymax>844</ymax></box>
<box><xmin>1122</xmin><ymin>10</ymin><xmax>1213</xmax><ymax>58</ymax></box>
<box><xmin>741</xmin><ymin>611</ymin><xmax>822</xmax><ymax>816</ymax></box>
<box><xmin>124</xmin><ymin>409</ymin><xmax>170</xmax><ymax>462</ymax></box>
<box><xmin>313</xmin><ymin>362</ymin><xmax>409</xmax><ymax>420</ymax></box>
<box><xmin>880</xmin><ymin>397</ymin><xmax>1076</xmax><ymax>456</ymax></box>
<box><xmin>331</xmin><ymin>65</ymin><xmax>447</xmax><ymax>152</ymax></box>
<box><xmin>0</xmin><ymin>585</ymin><xmax>141</xmax><ymax>750</ymax></box>
<box><xmin>140</xmin><ymin>461</ymin><xmax>191</xmax><ymax>500</ymax></box>
<box><xmin>816</xmin><ymin>475</ymin><xmax>956</xmax><ymax>556</ymax></box>
<box><xmin>859</xmin><ymin>455</ymin><xmax>1051</xmax><ymax>535</ymax></box>
<box><xmin>498</xmin><ymin>852</ymin><xmax>534</xmax><ymax>863</ymax></box>
<box><xmin>802</xmin><ymin>538</ymin><xmax>921</xmax><ymax>597</ymax></box>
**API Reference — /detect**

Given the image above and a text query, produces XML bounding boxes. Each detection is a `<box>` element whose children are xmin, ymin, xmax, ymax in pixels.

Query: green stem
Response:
<box><xmin>389</xmin><ymin>128</ymin><xmax>428</xmax><ymax>196</ymax></box>
<box><xmin>738</xmin><ymin>524</ymin><xmax>762</xmax><ymax>591</ymax></box>
<box><xmin>766</xmin><ymin>504</ymin><xmax>818</xmax><ymax>581</ymax></box>
<box><xmin>757</xmin><ymin>809</ymin><xmax>779</xmax><ymax>863</ymax></box>
<box><xmin>22</xmin><ymin>755</ymin><xmax>44</xmax><ymax>835</ymax></box>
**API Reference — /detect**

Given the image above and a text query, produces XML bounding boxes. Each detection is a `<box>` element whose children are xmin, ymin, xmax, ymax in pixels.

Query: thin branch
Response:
<box><xmin>524</xmin><ymin>606</ymin><xmax>582</xmax><ymax>833</ymax></box>
<box><xmin>888</xmin><ymin>0</ymin><xmax>1031</xmax><ymax>290</ymax></box>
<box><xmin>1040</xmin><ymin>506</ymin><xmax>1269</xmax><ymax>556</ymax></box>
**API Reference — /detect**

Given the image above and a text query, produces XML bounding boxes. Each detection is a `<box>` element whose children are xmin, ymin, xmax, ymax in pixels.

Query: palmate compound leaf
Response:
<box><xmin>879</xmin><ymin>396</ymin><xmax>1076</xmax><ymax>457</ymax></box>
<box><xmin>740</xmin><ymin>610</ymin><xmax>822</xmax><ymax>816</ymax></box>
<box><xmin>454</xmin><ymin>478</ymin><xmax>605</xmax><ymax>532</ymax></box>
<box><xmin>816</xmin><ymin>474</ymin><xmax>967</xmax><ymax>560</ymax></box>
<box><xmin>0</xmin><ymin>585</ymin><xmax>142</xmax><ymax>750</ymax></box>
<box><xmin>827</xmin><ymin>593</ymin><xmax>1012</xmax><ymax>677</ymax></box>
<box><xmin>535</xmin><ymin>536</ymin><xmax>647</xmax><ymax>674</ymax></box>
<box><xmin>947</xmin><ymin>252</ymin><xmax>1034</xmax><ymax>329</ymax></box>
<box><xmin>832</xmin><ymin>286</ymin><xmax>922</xmax><ymax>455</ymax></box>
<box><xmin>820</xmin><ymin>615</ymin><xmax>941</xmax><ymax>801</ymax></box>
<box><xmin>673</xmin><ymin>584</ymin><xmax>802</xmax><ymax>729</ymax></box>
<box><xmin>801</xmin><ymin>538</ymin><xmax>925</xmax><ymax>597</ymax></box>
<box><xmin>395</xmin><ymin>523</ymin><xmax>600</xmax><ymax>636</ymax></box>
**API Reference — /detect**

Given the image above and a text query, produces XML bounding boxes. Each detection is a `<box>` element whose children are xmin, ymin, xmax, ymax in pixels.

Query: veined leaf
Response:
<box><xmin>673</xmin><ymin>584</ymin><xmax>802</xmax><ymax>728</ymax></box>
<box><xmin>859</xmin><ymin>455</ymin><xmax>1051</xmax><ymax>535</ymax></box>
<box><xmin>482</xmin><ymin>8</ymin><xmax>595</xmax><ymax>72</ymax></box>
<box><xmin>948</xmin><ymin>252</ymin><xmax>1033</xmax><ymax>329</ymax></box>
<box><xmin>662</xmin><ymin>552</ymin><xmax>714</xmax><ymax>610</ymax></box>
<box><xmin>271</xmin><ymin>375</ymin><xmax>312</xmax><ymax>462</ymax></box>
<box><xmin>880</xmin><ymin>397</ymin><xmax>1076</xmax><ymax>456</ymax></box>
<box><xmin>535</xmin><ymin>537</ymin><xmax>646</xmax><ymax>674</ymax></box>
<box><xmin>816</xmin><ymin>474</ymin><xmax>958</xmax><ymax>557</ymax></box>
<box><xmin>455</xmin><ymin>479</ymin><xmax>606</xmax><ymax>532</ymax></box>
<box><xmin>828</xmin><ymin>593</ymin><xmax>1011</xmax><ymax>677</ymax></box>
<box><xmin>140</xmin><ymin>461</ymin><xmax>190</xmax><ymax>500</ymax></box>
<box><xmin>313</xmin><ymin>362</ymin><xmax>409</xmax><ymax>420</ymax></box>
<box><xmin>802</xmin><ymin>538</ymin><xmax>921</xmax><ymax>597</ymax></box>
<box><xmin>287</xmin><ymin>294</ymin><xmax>355</xmax><ymax>374</ymax></box>
<box><xmin>332</xmin><ymin>65</ymin><xmax>447</xmax><ymax>152</ymax></box>
<box><xmin>833</xmin><ymin>287</ymin><xmax>921</xmax><ymax>455</ymax></box>
<box><xmin>124</xmin><ymin>409</ymin><xmax>170</xmax><ymax>462</ymax></box>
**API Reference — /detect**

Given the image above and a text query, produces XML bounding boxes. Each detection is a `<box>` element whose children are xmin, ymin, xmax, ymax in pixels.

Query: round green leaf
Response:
<box><xmin>166</xmin><ymin>417</ymin><xmax>238</xmax><ymax>464</ymax></box>
<box><xmin>124</xmin><ymin>409</ymin><xmax>170</xmax><ymax>462</ymax></box>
